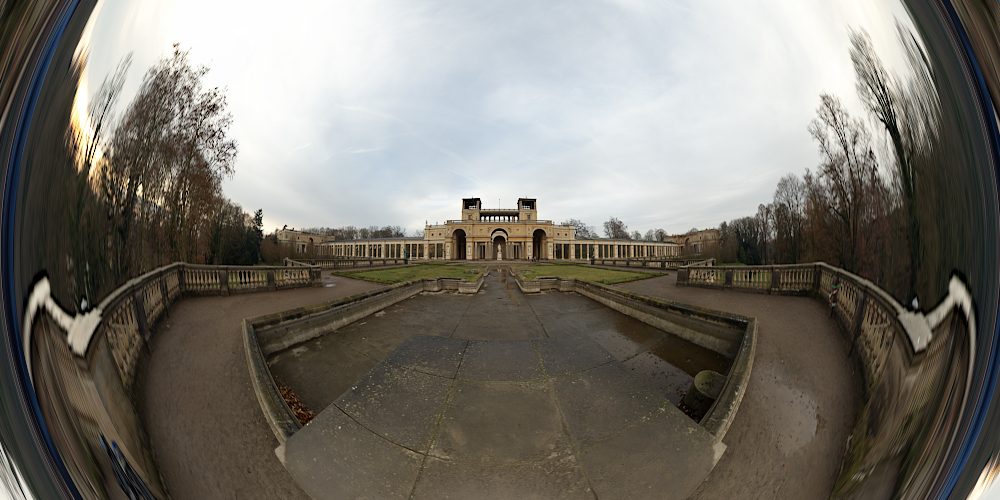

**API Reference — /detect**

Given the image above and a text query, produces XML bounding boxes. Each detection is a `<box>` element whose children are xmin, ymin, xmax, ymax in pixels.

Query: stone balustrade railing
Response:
<box><xmin>285</xmin><ymin>257</ymin><xmax>408</xmax><ymax>269</ymax></box>
<box><xmin>591</xmin><ymin>257</ymin><xmax>714</xmax><ymax>269</ymax></box>
<box><xmin>678</xmin><ymin>262</ymin><xmax>931</xmax><ymax>393</ymax></box>
<box><xmin>28</xmin><ymin>262</ymin><xmax>321</xmax><ymax>404</ymax></box>
<box><xmin>22</xmin><ymin>261</ymin><xmax>322</xmax><ymax>499</ymax></box>
<box><xmin>677</xmin><ymin>261</ymin><xmax>975</xmax><ymax>499</ymax></box>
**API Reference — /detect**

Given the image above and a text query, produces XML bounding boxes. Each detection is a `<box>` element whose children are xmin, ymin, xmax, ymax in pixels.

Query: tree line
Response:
<box><xmin>257</xmin><ymin>225</ymin><xmax>413</xmax><ymax>264</ymax></box>
<box><xmin>300</xmin><ymin>225</ymin><xmax>413</xmax><ymax>240</ymax></box>
<box><xmin>62</xmin><ymin>45</ymin><xmax>260</xmax><ymax>308</ymax></box>
<box><xmin>712</xmin><ymin>22</ymin><xmax>950</xmax><ymax>305</ymax></box>
<box><xmin>563</xmin><ymin>217</ymin><xmax>672</xmax><ymax>241</ymax></box>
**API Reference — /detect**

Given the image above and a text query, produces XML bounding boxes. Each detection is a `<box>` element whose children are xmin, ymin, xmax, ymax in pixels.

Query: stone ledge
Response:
<box><xmin>243</xmin><ymin>319</ymin><xmax>301</xmax><ymax>445</ymax></box>
<box><xmin>243</xmin><ymin>275</ymin><xmax>489</xmax><ymax>446</ymax></box>
<box><xmin>701</xmin><ymin>317</ymin><xmax>756</xmax><ymax>441</ymax></box>
<box><xmin>511</xmin><ymin>273</ymin><xmax>756</xmax><ymax>443</ymax></box>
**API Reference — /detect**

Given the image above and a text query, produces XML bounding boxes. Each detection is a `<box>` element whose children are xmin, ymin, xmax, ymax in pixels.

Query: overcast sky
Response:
<box><xmin>79</xmin><ymin>0</ymin><xmax>917</xmax><ymax>237</ymax></box>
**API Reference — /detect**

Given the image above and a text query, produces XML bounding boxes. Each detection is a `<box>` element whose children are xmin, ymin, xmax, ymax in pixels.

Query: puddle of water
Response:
<box><xmin>622</xmin><ymin>352</ymin><xmax>693</xmax><ymax>405</ymax></box>
<box><xmin>588</xmin><ymin>314</ymin><xmax>734</xmax><ymax>405</ymax></box>
<box><xmin>647</xmin><ymin>336</ymin><xmax>731</xmax><ymax>377</ymax></box>
<box><xmin>588</xmin><ymin>315</ymin><xmax>665</xmax><ymax>359</ymax></box>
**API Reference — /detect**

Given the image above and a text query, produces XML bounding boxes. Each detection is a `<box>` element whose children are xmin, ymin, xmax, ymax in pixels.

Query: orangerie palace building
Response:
<box><xmin>288</xmin><ymin>198</ymin><xmax>716</xmax><ymax>261</ymax></box>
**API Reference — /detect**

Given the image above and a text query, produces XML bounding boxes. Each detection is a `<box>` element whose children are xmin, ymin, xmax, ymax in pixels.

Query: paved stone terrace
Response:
<box><xmin>140</xmin><ymin>268</ymin><xmax>857</xmax><ymax>500</ymax></box>
<box><xmin>271</xmin><ymin>270</ymin><xmax>729</xmax><ymax>499</ymax></box>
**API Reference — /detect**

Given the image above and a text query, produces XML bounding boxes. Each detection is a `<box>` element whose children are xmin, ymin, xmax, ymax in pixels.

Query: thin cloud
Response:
<box><xmin>85</xmin><ymin>0</ymin><xmax>920</xmax><ymax>234</ymax></box>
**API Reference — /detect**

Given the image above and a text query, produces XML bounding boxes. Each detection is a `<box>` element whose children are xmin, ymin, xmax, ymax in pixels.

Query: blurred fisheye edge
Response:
<box><xmin>1</xmin><ymin>0</ymin><xmax>1000</xmax><ymax>499</ymax></box>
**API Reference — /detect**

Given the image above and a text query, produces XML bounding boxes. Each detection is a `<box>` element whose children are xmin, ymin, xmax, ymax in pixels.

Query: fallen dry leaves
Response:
<box><xmin>275</xmin><ymin>378</ymin><xmax>316</xmax><ymax>425</ymax></box>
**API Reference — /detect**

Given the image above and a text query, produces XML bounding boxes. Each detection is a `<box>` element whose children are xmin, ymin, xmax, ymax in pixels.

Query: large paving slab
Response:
<box><xmin>285</xmin><ymin>332</ymin><xmax>723</xmax><ymax>500</ymax></box>
<box><xmin>285</xmin><ymin>406</ymin><xmax>425</xmax><ymax>500</ymax></box>
<box><xmin>409</xmin><ymin>457</ymin><xmax>594</xmax><ymax>500</ymax></box>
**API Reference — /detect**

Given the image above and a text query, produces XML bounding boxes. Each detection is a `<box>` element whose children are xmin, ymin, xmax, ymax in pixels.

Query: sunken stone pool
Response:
<box><xmin>249</xmin><ymin>269</ymin><xmax>754</xmax><ymax>500</ymax></box>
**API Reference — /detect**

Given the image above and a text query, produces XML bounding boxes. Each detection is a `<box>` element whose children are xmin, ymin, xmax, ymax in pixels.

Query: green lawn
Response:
<box><xmin>335</xmin><ymin>264</ymin><xmax>482</xmax><ymax>284</ymax></box>
<box><xmin>515</xmin><ymin>264</ymin><xmax>653</xmax><ymax>284</ymax></box>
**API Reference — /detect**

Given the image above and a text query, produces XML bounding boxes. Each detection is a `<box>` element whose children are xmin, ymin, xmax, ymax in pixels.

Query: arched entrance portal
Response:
<box><xmin>453</xmin><ymin>229</ymin><xmax>467</xmax><ymax>260</ymax></box>
<box><xmin>492</xmin><ymin>235</ymin><xmax>506</xmax><ymax>260</ymax></box>
<box><xmin>532</xmin><ymin>229</ymin><xmax>546</xmax><ymax>260</ymax></box>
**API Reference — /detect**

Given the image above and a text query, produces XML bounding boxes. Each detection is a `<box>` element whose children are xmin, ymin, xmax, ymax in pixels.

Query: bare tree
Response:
<box><xmin>807</xmin><ymin>93</ymin><xmax>885</xmax><ymax>274</ymax></box>
<box><xmin>603</xmin><ymin>217</ymin><xmax>630</xmax><ymax>239</ymax></box>
<box><xmin>771</xmin><ymin>174</ymin><xmax>807</xmax><ymax>263</ymax></box>
<box><xmin>850</xmin><ymin>24</ymin><xmax>939</xmax><ymax>297</ymax></box>
<box><xmin>756</xmin><ymin>204</ymin><xmax>772</xmax><ymax>264</ymax></box>
<box><xmin>79</xmin><ymin>53</ymin><xmax>131</xmax><ymax>175</ymax></box>
<box><xmin>104</xmin><ymin>44</ymin><xmax>238</xmax><ymax>274</ymax></box>
<box><xmin>562</xmin><ymin>219</ymin><xmax>597</xmax><ymax>239</ymax></box>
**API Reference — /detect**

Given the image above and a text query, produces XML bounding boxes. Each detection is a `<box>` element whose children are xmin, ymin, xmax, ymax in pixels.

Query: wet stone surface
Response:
<box><xmin>274</xmin><ymin>270</ymin><xmax>736</xmax><ymax>499</ymax></box>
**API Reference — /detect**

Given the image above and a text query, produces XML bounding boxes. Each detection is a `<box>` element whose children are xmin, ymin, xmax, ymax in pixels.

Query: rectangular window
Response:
<box><xmin>419</xmin><ymin>245</ymin><xmax>424</xmax><ymax>258</ymax></box>
<box><xmin>574</xmin><ymin>244</ymin><xmax>580</xmax><ymax>259</ymax></box>
<box><xmin>436</xmin><ymin>243</ymin><xmax>443</xmax><ymax>258</ymax></box>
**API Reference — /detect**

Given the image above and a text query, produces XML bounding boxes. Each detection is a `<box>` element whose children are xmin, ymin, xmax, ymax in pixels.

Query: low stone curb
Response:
<box><xmin>243</xmin><ymin>275</ymin><xmax>488</xmax><ymax>449</ymax></box>
<box><xmin>512</xmin><ymin>272</ymin><xmax>756</xmax><ymax>443</ymax></box>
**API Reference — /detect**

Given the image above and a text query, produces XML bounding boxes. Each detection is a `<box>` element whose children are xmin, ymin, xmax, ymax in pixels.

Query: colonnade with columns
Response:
<box><xmin>322</xmin><ymin>238</ymin><xmax>680</xmax><ymax>261</ymax></box>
